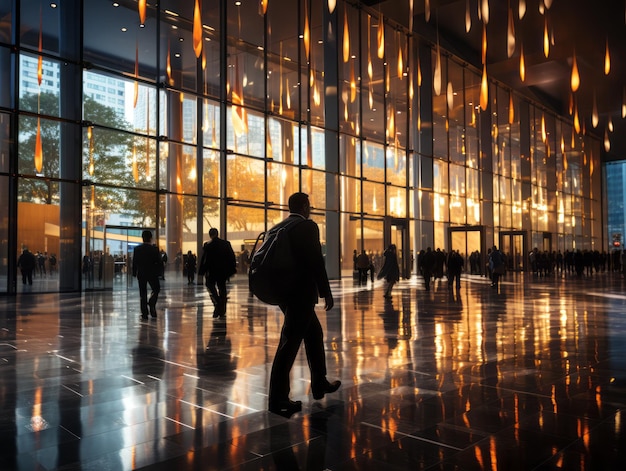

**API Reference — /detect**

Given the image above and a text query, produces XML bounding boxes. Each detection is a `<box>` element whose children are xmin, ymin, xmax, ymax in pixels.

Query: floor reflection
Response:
<box><xmin>1</xmin><ymin>273</ymin><xmax>625</xmax><ymax>469</ymax></box>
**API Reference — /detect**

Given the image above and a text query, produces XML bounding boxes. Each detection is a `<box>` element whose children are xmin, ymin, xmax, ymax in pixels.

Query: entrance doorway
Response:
<box><xmin>84</xmin><ymin>226</ymin><xmax>155</xmax><ymax>291</ymax></box>
<box><xmin>449</xmin><ymin>226</ymin><xmax>484</xmax><ymax>275</ymax></box>
<box><xmin>384</xmin><ymin>217</ymin><xmax>411</xmax><ymax>279</ymax></box>
<box><xmin>499</xmin><ymin>231</ymin><xmax>527</xmax><ymax>272</ymax></box>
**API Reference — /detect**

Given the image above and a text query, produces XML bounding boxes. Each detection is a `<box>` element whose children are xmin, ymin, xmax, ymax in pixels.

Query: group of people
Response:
<box><xmin>17</xmin><ymin>249</ymin><xmax>57</xmax><ymax>285</ymax></box>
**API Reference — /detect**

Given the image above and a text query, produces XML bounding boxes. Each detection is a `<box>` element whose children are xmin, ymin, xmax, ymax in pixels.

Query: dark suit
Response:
<box><xmin>132</xmin><ymin>243</ymin><xmax>162</xmax><ymax>317</ymax></box>
<box><xmin>269</xmin><ymin>214</ymin><xmax>332</xmax><ymax>404</ymax></box>
<box><xmin>199</xmin><ymin>237</ymin><xmax>237</xmax><ymax>316</ymax></box>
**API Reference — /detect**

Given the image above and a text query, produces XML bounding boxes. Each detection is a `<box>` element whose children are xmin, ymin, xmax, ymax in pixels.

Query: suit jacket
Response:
<box><xmin>199</xmin><ymin>237</ymin><xmax>237</xmax><ymax>280</ymax></box>
<box><xmin>133</xmin><ymin>243</ymin><xmax>162</xmax><ymax>280</ymax></box>
<box><xmin>283</xmin><ymin>215</ymin><xmax>331</xmax><ymax>305</ymax></box>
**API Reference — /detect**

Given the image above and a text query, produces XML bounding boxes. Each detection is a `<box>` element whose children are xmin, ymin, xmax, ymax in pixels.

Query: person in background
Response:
<box><xmin>489</xmin><ymin>245</ymin><xmax>506</xmax><ymax>290</ymax></box>
<box><xmin>185</xmin><ymin>250</ymin><xmax>197</xmax><ymax>285</ymax></box>
<box><xmin>377</xmin><ymin>244</ymin><xmax>400</xmax><ymax>299</ymax></box>
<box><xmin>198</xmin><ymin>228</ymin><xmax>237</xmax><ymax>318</ymax></box>
<box><xmin>132</xmin><ymin>230</ymin><xmax>162</xmax><ymax>320</ymax></box>
<box><xmin>17</xmin><ymin>248</ymin><xmax>37</xmax><ymax>285</ymax></box>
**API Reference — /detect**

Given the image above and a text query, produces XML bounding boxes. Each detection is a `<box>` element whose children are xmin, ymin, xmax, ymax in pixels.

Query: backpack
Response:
<box><xmin>248</xmin><ymin>217</ymin><xmax>304</xmax><ymax>305</ymax></box>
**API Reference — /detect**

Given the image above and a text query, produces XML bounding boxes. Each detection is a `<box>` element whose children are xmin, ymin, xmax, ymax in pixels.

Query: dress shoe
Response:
<box><xmin>268</xmin><ymin>399</ymin><xmax>302</xmax><ymax>418</ymax></box>
<box><xmin>312</xmin><ymin>380</ymin><xmax>341</xmax><ymax>400</ymax></box>
<box><xmin>140</xmin><ymin>315</ymin><xmax>149</xmax><ymax>320</ymax></box>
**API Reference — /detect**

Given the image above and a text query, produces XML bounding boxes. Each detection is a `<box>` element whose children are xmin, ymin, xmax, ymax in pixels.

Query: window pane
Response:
<box><xmin>202</xmin><ymin>99</ymin><xmax>221</xmax><ymax>150</ymax></box>
<box><xmin>363</xmin><ymin>141</ymin><xmax>385</xmax><ymax>182</ymax></box>
<box><xmin>227</xmin><ymin>155</ymin><xmax>264</xmax><ymax>203</ymax></box>
<box><xmin>267</xmin><ymin>162</ymin><xmax>299</xmax><ymax>208</ymax></box>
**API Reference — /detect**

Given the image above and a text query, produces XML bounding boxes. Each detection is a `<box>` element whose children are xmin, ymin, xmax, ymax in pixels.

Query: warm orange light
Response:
<box><xmin>465</xmin><ymin>0</ymin><xmax>471</xmax><ymax>32</ymax></box>
<box><xmin>571</xmin><ymin>52</ymin><xmax>580</xmax><ymax>92</ymax></box>
<box><xmin>507</xmin><ymin>6</ymin><xmax>515</xmax><ymax>58</ymax></box>
<box><xmin>480</xmin><ymin>64</ymin><xmax>488</xmax><ymax>111</ymax></box>
<box><xmin>193</xmin><ymin>0</ymin><xmax>202</xmax><ymax>58</ymax></box>
<box><xmin>328</xmin><ymin>0</ymin><xmax>336</xmax><ymax>14</ymax></box>
<box><xmin>232</xmin><ymin>57</ymin><xmax>248</xmax><ymax>136</ymax></box>
<box><xmin>138</xmin><ymin>0</ymin><xmax>146</xmax><ymax>25</ymax></box>
<box><xmin>350</xmin><ymin>61</ymin><xmax>356</xmax><ymax>102</ymax></box>
<box><xmin>509</xmin><ymin>91</ymin><xmax>515</xmax><ymax>124</ymax></box>
<box><xmin>481</xmin><ymin>0</ymin><xmax>490</xmax><ymax>24</ymax></box>
<box><xmin>134</xmin><ymin>43</ymin><xmax>139</xmax><ymax>108</ymax></box>
<box><xmin>35</xmin><ymin>117</ymin><xmax>43</xmax><ymax>173</ymax></box>
<box><xmin>541</xmin><ymin>113</ymin><xmax>546</xmax><ymax>142</ymax></box>
<box><xmin>260</xmin><ymin>0</ymin><xmax>269</xmax><ymax>15</ymax></box>
<box><xmin>604</xmin><ymin>128</ymin><xmax>611</xmax><ymax>152</ymax></box>
<box><xmin>519</xmin><ymin>44</ymin><xmax>526</xmax><ymax>82</ymax></box>
<box><xmin>132</xmin><ymin>145</ymin><xmax>139</xmax><ymax>182</ymax></box>
<box><xmin>447</xmin><ymin>82</ymin><xmax>454</xmax><ymax>110</ymax></box>
<box><xmin>574</xmin><ymin>102</ymin><xmax>580</xmax><ymax>134</ymax></box>
<box><xmin>417</xmin><ymin>56</ymin><xmax>422</xmax><ymax>87</ymax></box>
<box><xmin>166</xmin><ymin>43</ymin><xmax>173</xmax><ymax>85</ymax></box>
<box><xmin>481</xmin><ymin>24</ymin><xmax>487</xmax><ymax>65</ymax></box>
<box><xmin>543</xmin><ymin>15</ymin><xmax>550</xmax><ymax>58</ymax></box>
<box><xmin>592</xmin><ymin>91</ymin><xmax>598</xmax><ymax>128</ymax></box>
<box><xmin>343</xmin><ymin>10</ymin><xmax>350</xmax><ymax>63</ymax></box>
<box><xmin>377</xmin><ymin>15</ymin><xmax>385</xmax><ymax>59</ymax></box>
<box><xmin>304</xmin><ymin>1</ymin><xmax>310</xmax><ymax>60</ymax></box>
<box><xmin>425</xmin><ymin>0</ymin><xmax>431</xmax><ymax>22</ymax></box>
<box><xmin>519</xmin><ymin>0</ymin><xmax>526</xmax><ymax>19</ymax></box>
<box><xmin>605</xmin><ymin>37</ymin><xmax>610</xmax><ymax>75</ymax></box>
<box><xmin>37</xmin><ymin>11</ymin><xmax>43</xmax><ymax>86</ymax></box>
<box><xmin>397</xmin><ymin>33</ymin><xmax>403</xmax><ymax>79</ymax></box>
<box><xmin>433</xmin><ymin>42</ymin><xmax>441</xmax><ymax>96</ymax></box>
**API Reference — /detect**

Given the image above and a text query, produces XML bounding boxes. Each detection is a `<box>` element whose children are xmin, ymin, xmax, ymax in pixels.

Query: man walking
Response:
<box><xmin>198</xmin><ymin>228</ymin><xmax>237</xmax><ymax>318</ymax></box>
<box><xmin>268</xmin><ymin>192</ymin><xmax>341</xmax><ymax>417</ymax></box>
<box><xmin>132</xmin><ymin>230</ymin><xmax>162</xmax><ymax>320</ymax></box>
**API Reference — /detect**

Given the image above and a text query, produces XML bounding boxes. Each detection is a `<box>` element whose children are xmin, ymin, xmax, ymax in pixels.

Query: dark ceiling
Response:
<box><xmin>372</xmin><ymin>0</ymin><xmax>626</xmax><ymax>161</ymax></box>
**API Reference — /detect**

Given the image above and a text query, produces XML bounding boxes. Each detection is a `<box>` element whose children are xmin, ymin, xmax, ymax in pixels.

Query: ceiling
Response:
<box><xmin>370</xmin><ymin>0</ymin><xmax>626</xmax><ymax>161</ymax></box>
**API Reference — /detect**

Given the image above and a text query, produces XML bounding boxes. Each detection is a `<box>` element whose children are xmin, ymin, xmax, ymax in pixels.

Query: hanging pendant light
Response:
<box><xmin>592</xmin><ymin>90</ymin><xmax>598</xmax><ymax>128</ymax></box>
<box><xmin>397</xmin><ymin>31</ymin><xmax>403</xmax><ymax>79</ymax></box>
<box><xmin>604</xmin><ymin>128</ymin><xmax>611</xmax><ymax>152</ymax></box>
<box><xmin>425</xmin><ymin>0</ymin><xmax>431</xmax><ymax>22</ymax></box>
<box><xmin>417</xmin><ymin>56</ymin><xmax>422</xmax><ymax>87</ymax></box>
<box><xmin>260</xmin><ymin>0</ymin><xmax>269</xmax><ymax>15</ymax></box>
<box><xmin>481</xmin><ymin>0</ymin><xmax>490</xmax><ymax>24</ymax></box>
<box><xmin>138</xmin><ymin>0</ymin><xmax>146</xmax><ymax>25</ymax></box>
<box><xmin>605</xmin><ymin>37</ymin><xmax>610</xmax><ymax>75</ymax></box>
<box><xmin>350</xmin><ymin>61</ymin><xmax>356</xmax><ymax>102</ymax></box>
<box><xmin>367</xmin><ymin>15</ymin><xmax>373</xmax><ymax>79</ymax></box>
<box><xmin>409</xmin><ymin>0</ymin><xmax>414</xmax><ymax>31</ymax></box>
<box><xmin>509</xmin><ymin>91</ymin><xmax>515</xmax><ymax>124</ymax></box>
<box><xmin>622</xmin><ymin>86</ymin><xmax>626</xmax><ymax>118</ymax></box>
<box><xmin>541</xmin><ymin>113</ymin><xmax>546</xmax><ymax>142</ymax></box>
<box><xmin>609</xmin><ymin>115</ymin><xmax>614</xmax><ymax>132</ymax></box>
<box><xmin>328</xmin><ymin>0</ymin><xmax>336</xmax><ymax>14</ymax></box>
<box><xmin>544</xmin><ymin>0</ymin><xmax>553</xmax><ymax>9</ymax></box>
<box><xmin>433</xmin><ymin>41</ymin><xmax>442</xmax><ymax>96</ymax></box>
<box><xmin>480</xmin><ymin>64</ymin><xmax>488</xmax><ymax>111</ymax></box>
<box><xmin>304</xmin><ymin>0</ymin><xmax>310</xmax><ymax>60</ymax></box>
<box><xmin>37</xmin><ymin>9</ymin><xmax>43</xmax><ymax>86</ymax></box>
<box><xmin>466</xmin><ymin>0</ymin><xmax>471</xmax><ymax>32</ymax></box>
<box><xmin>574</xmin><ymin>102</ymin><xmax>580</xmax><ymax>134</ymax></box>
<box><xmin>447</xmin><ymin>82</ymin><xmax>454</xmax><ymax>111</ymax></box>
<box><xmin>543</xmin><ymin>15</ymin><xmax>550</xmax><ymax>59</ymax></box>
<box><xmin>571</xmin><ymin>50</ymin><xmax>580</xmax><ymax>92</ymax></box>
<box><xmin>132</xmin><ymin>144</ymin><xmax>139</xmax><ymax>183</ymax></box>
<box><xmin>35</xmin><ymin>116</ymin><xmax>43</xmax><ymax>173</ymax></box>
<box><xmin>481</xmin><ymin>23</ymin><xmax>487</xmax><ymax>64</ymax></box>
<box><xmin>343</xmin><ymin>9</ymin><xmax>350</xmax><ymax>63</ymax></box>
<box><xmin>134</xmin><ymin>42</ymin><xmax>139</xmax><ymax>108</ymax></box>
<box><xmin>507</xmin><ymin>4</ymin><xmax>515</xmax><ymax>58</ymax></box>
<box><xmin>193</xmin><ymin>0</ymin><xmax>202</xmax><ymax>58</ymax></box>
<box><xmin>377</xmin><ymin>15</ymin><xmax>385</xmax><ymax>59</ymax></box>
<box><xmin>519</xmin><ymin>42</ymin><xmax>525</xmax><ymax>82</ymax></box>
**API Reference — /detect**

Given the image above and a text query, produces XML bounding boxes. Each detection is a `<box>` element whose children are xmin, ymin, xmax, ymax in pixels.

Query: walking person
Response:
<box><xmin>489</xmin><ymin>245</ymin><xmax>505</xmax><ymax>290</ymax></box>
<box><xmin>377</xmin><ymin>244</ymin><xmax>400</xmax><ymax>299</ymax></box>
<box><xmin>132</xmin><ymin>230</ymin><xmax>162</xmax><ymax>320</ymax></box>
<box><xmin>198</xmin><ymin>228</ymin><xmax>237</xmax><ymax>318</ymax></box>
<box><xmin>268</xmin><ymin>192</ymin><xmax>341</xmax><ymax>417</ymax></box>
<box><xmin>447</xmin><ymin>250</ymin><xmax>464</xmax><ymax>290</ymax></box>
<box><xmin>420</xmin><ymin>247</ymin><xmax>436</xmax><ymax>291</ymax></box>
<box><xmin>185</xmin><ymin>250</ymin><xmax>197</xmax><ymax>285</ymax></box>
<box><xmin>17</xmin><ymin>248</ymin><xmax>36</xmax><ymax>285</ymax></box>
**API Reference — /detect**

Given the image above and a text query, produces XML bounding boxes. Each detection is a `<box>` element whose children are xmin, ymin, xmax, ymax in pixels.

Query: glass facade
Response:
<box><xmin>0</xmin><ymin>0</ymin><xmax>605</xmax><ymax>293</ymax></box>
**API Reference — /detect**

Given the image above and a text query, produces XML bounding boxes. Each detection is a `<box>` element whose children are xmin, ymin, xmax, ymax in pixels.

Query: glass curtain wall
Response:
<box><xmin>0</xmin><ymin>0</ymin><xmax>607</xmax><ymax>294</ymax></box>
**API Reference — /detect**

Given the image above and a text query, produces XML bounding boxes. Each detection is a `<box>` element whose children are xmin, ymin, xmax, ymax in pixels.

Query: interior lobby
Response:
<box><xmin>1</xmin><ymin>0</ymin><xmax>626</xmax><ymax>469</ymax></box>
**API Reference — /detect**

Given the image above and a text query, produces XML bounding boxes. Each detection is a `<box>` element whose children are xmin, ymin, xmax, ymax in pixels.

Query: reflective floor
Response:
<box><xmin>1</xmin><ymin>271</ymin><xmax>626</xmax><ymax>470</ymax></box>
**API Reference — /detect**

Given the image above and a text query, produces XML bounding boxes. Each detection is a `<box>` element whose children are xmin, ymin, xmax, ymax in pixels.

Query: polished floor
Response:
<box><xmin>1</xmin><ymin>270</ymin><xmax>626</xmax><ymax>470</ymax></box>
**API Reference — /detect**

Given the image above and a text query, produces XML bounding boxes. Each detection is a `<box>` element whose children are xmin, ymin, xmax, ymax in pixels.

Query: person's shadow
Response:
<box><xmin>196</xmin><ymin>313</ymin><xmax>237</xmax><ymax>380</ymax></box>
<box><xmin>132</xmin><ymin>321</ymin><xmax>165</xmax><ymax>379</ymax></box>
<box><xmin>380</xmin><ymin>298</ymin><xmax>400</xmax><ymax>351</ymax></box>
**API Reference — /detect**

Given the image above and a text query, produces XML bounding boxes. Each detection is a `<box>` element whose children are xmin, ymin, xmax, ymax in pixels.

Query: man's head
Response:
<box><xmin>209</xmin><ymin>228</ymin><xmax>218</xmax><ymax>239</ymax></box>
<box><xmin>288</xmin><ymin>192</ymin><xmax>310</xmax><ymax>218</ymax></box>
<box><xmin>141</xmin><ymin>230</ymin><xmax>153</xmax><ymax>243</ymax></box>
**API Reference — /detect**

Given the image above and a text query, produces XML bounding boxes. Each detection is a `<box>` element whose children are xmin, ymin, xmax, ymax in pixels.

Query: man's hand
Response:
<box><xmin>324</xmin><ymin>294</ymin><xmax>334</xmax><ymax>311</ymax></box>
